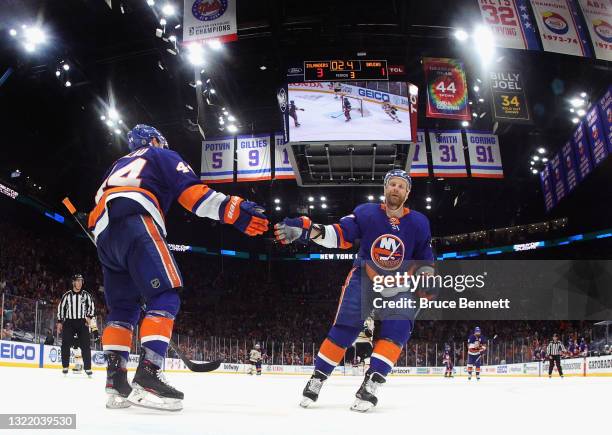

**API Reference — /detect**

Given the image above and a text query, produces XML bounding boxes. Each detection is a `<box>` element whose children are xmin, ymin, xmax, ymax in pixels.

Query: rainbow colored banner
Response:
<box><xmin>423</xmin><ymin>58</ymin><xmax>470</xmax><ymax>121</ymax></box>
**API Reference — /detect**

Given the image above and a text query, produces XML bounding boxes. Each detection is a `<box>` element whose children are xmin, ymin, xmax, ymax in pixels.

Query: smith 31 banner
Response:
<box><xmin>423</xmin><ymin>58</ymin><xmax>470</xmax><ymax>121</ymax></box>
<box><xmin>572</xmin><ymin>121</ymin><xmax>594</xmax><ymax>180</ymax></box>
<box><xmin>561</xmin><ymin>140</ymin><xmax>579</xmax><ymax>193</ymax></box>
<box><xmin>183</xmin><ymin>0</ymin><xmax>238</xmax><ymax>44</ymax></box>
<box><xmin>585</xmin><ymin>103</ymin><xmax>609</xmax><ymax>166</ymax></box>
<box><xmin>599</xmin><ymin>85</ymin><xmax>612</xmax><ymax>152</ymax></box>
<box><xmin>477</xmin><ymin>0</ymin><xmax>541</xmax><ymax>50</ymax></box>
<box><xmin>465</xmin><ymin>131</ymin><xmax>504</xmax><ymax>178</ymax></box>
<box><xmin>273</xmin><ymin>133</ymin><xmax>295</xmax><ymax>180</ymax></box>
<box><xmin>489</xmin><ymin>69</ymin><xmax>532</xmax><ymax>123</ymax></box>
<box><xmin>530</xmin><ymin>0</ymin><xmax>592</xmax><ymax>57</ymax></box>
<box><xmin>429</xmin><ymin>130</ymin><xmax>467</xmax><ymax>177</ymax></box>
<box><xmin>236</xmin><ymin>135</ymin><xmax>272</xmax><ymax>182</ymax></box>
<box><xmin>577</xmin><ymin>0</ymin><xmax>612</xmax><ymax>61</ymax></box>
<box><xmin>409</xmin><ymin>130</ymin><xmax>430</xmax><ymax>177</ymax></box>
<box><xmin>540</xmin><ymin>163</ymin><xmax>556</xmax><ymax>212</ymax></box>
<box><xmin>200</xmin><ymin>137</ymin><xmax>234</xmax><ymax>183</ymax></box>
<box><xmin>550</xmin><ymin>152</ymin><xmax>568</xmax><ymax>202</ymax></box>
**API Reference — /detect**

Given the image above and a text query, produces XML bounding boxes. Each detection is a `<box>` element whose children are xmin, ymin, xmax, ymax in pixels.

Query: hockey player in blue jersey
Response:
<box><xmin>90</xmin><ymin>125</ymin><xmax>268</xmax><ymax>411</ymax></box>
<box><xmin>467</xmin><ymin>327</ymin><xmax>487</xmax><ymax>380</ymax></box>
<box><xmin>443</xmin><ymin>343</ymin><xmax>453</xmax><ymax>378</ymax></box>
<box><xmin>274</xmin><ymin>169</ymin><xmax>434</xmax><ymax>412</ymax></box>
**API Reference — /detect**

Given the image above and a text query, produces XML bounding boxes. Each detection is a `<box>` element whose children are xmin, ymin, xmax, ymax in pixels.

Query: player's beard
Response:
<box><xmin>385</xmin><ymin>192</ymin><xmax>406</xmax><ymax>210</ymax></box>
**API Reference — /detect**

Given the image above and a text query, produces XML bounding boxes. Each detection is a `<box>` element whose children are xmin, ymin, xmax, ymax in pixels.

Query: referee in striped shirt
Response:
<box><xmin>57</xmin><ymin>274</ymin><xmax>95</xmax><ymax>375</ymax></box>
<box><xmin>546</xmin><ymin>333</ymin><xmax>567</xmax><ymax>378</ymax></box>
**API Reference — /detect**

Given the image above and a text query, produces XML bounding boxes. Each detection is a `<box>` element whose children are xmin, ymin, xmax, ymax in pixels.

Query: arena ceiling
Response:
<box><xmin>1</xmin><ymin>0</ymin><xmax>611</xmax><ymax>250</ymax></box>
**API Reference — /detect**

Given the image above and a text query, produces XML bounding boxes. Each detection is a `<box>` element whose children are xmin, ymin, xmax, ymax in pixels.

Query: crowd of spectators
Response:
<box><xmin>1</xmin><ymin>219</ymin><xmax>607</xmax><ymax>366</ymax></box>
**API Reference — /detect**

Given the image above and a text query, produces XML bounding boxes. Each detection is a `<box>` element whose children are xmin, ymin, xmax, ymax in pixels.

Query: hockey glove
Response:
<box><xmin>273</xmin><ymin>216</ymin><xmax>312</xmax><ymax>245</ymax></box>
<box><xmin>220</xmin><ymin>196</ymin><xmax>269</xmax><ymax>236</ymax></box>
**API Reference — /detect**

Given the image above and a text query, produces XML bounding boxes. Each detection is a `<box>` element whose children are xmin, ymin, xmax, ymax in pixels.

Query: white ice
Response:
<box><xmin>2</xmin><ymin>366</ymin><xmax>610</xmax><ymax>435</ymax></box>
<box><xmin>288</xmin><ymin>90</ymin><xmax>411</xmax><ymax>142</ymax></box>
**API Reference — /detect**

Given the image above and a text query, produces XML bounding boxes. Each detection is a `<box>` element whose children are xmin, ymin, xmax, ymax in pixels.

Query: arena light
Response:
<box><xmin>580</xmin><ymin>92</ymin><xmax>587</xmax><ymax>98</ymax></box>
<box><xmin>62</xmin><ymin>63</ymin><xmax>70</xmax><ymax>71</ymax></box>
<box><xmin>274</xmin><ymin>198</ymin><xmax>280</xmax><ymax>204</ymax></box>
<box><xmin>169</xmin><ymin>35</ymin><xmax>176</xmax><ymax>43</ymax></box>
<box><xmin>186</xmin><ymin>43</ymin><xmax>205</xmax><ymax>66</ymax></box>
<box><xmin>308</xmin><ymin>196</ymin><xmax>314</xmax><ymax>202</ymax></box>
<box><xmin>473</xmin><ymin>25</ymin><xmax>495</xmax><ymax>66</ymax></box>
<box><xmin>532</xmin><ymin>169</ymin><xmax>538</xmax><ymax>174</ymax></box>
<box><xmin>114</xmin><ymin>128</ymin><xmax>121</xmax><ymax>134</ymax></box>
<box><xmin>275</xmin><ymin>206</ymin><xmax>281</xmax><ymax>211</ymax></box>
<box><xmin>195</xmin><ymin>79</ymin><xmax>202</xmax><ymax>85</ymax></box>
<box><xmin>108</xmin><ymin>109</ymin><xmax>119</xmax><ymax>120</ymax></box>
<box><xmin>24</xmin><ymin>26</ymin><xmax>46</xmax><ymax>45</ymax></box>
<box><xmin>227</xmin><ymin>115</ymin><xmax>236</xmax><ymax>122</ymax></box>
<box><xmin>147</xmin><ymin>0</ymin><xmax>155</xmax><ymax>6</ymax></box>
<box><xmin>367</xmin><ymin>195</ymin><xmax>374</xmax><ymax>201</ymax></box>
<box><xmin>461</xmin><ymin>121</ymin><xmax>469</xmax><ymax>127</ymax></box>
<box><xmin>454</xmin><ymin>29</ymin><xmax>469</xmax><ymax>42</ymax></box>
<box><xmin>577</xmin><ymin>109</ymin><xmax>586</xmax><ymax>117</ymax></box>
<box><xmin>426</xmin><ymin>197</ymin><xmax>432</xmax><ymax>202</ymax></box>
<box><xmin>542</xmin><ymin>157</ymin><xmax>548</xmax><ymax>163</ymax></box>
<box><xmin>227</xmin><ymin>124</ymin><xmax>238</xmax><ymax>133</ymax></box>
<box><xmin>570</xmin><ymin>98</ymin><xmax>585</xmax><ymax>108</ymax></box>
<box><xmin>473</xmin><ymin>85</ymin><xmax>480</xmax><ymax>92</ymax></box>
<box><xmin>260</xmin><ymin>65</ymin><xmax>267</xmax><ymax>70</ymax></box>
<box><xmin>533</xmin><ymin>155</ymin><xmax>540</xmax><ymax>161</ymax></box>
<box><xmin>309</xmin><ymin>205</ymin><xmax>314</xmax><ymax>209</ymax></box>
<box><xmin>100</xmin><ymin>115</ymin><xmax>106</xmax><ymax>121</ymax></box>
<box><xmin>64</xmin><ymin>80</ymin><xmax>71</xmax><ymax>87</ymax></box>
<box><xmin>426</xmin><ymin>204</ymin><xmax>432</xmax><ymax>210</ymax></box>
<box><xmin>378</xmin><ymin>195</ymin><xmax>384</xmax><ymax>201</ymax></box>
<box><xmin>9</xmin><ymin>29</ymin><xmax>17</xmax><ymax>37</ymax></box>
<box><xmin>207</xmin><ymin>39</ymin><xmax>222</xmax><ymax>50</ymax></box>
<box><xmin>572</xmin><ymin>117</ymin><xmax>580</xmax><ymax>124</ymax></box>
<box><xmin>24</xmin><ymin>43</ymin><xmax>35</xmax><ymax>53</ymax></box>
<box><xmin>537</xmin><ymin>147</ymin><xmax>546</xmax><ymax>154</ymax></box>
<box><xmin>321</xmin><ymin>204</ymin><xmax>327</xmax><ymax>209</ymax></box>
<box><xmin>55</xmin><ymin>70</ymin><xmax>60</xmax><ymax>77</ymax></box>
<box><xmin>162</xmin><ymin>4</ymin><xmax>176</xmax><ymax>16</ymax></box>
<box><xmin>160</xmin><ymin>18</ymin><xmax>167</xmax><ymax>26</ymax></box>
<box><xmin>320</xmin><ymin>196</ymin><xmax>326</xmax><ymax>201</ymax></box>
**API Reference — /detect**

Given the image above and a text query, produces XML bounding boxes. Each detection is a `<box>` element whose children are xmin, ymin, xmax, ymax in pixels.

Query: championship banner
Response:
<box><xmin>200</xmin><ymin>137</ymin><xmax>234</xmax><ymax>183</ymax></box>
<box><xmin>598</xmin><ymin>85</ymin><xmax>612</xmax><ymax>152</ymax></box>
<box><xmin>577</xmin><ymin>0</ymin><xmax>612</xmax><ymax>61</ymax></box>
<box><xmin>182</xmin><ymin>0</ymin><xmax>238</xmax><ymax>44</ymax></box>
<box><xmin>572</xmin><ymin>121</ymin><xmax>594</xmax><ymax>180</ymax></box>
<box><xmin>477</xmin><ymin>0</ymin><xmax>541</xmax><ymax>50</ymax></box>
<box><xmin>561</xmin><ymin>140</ymin><xmax>579</xmax><ymax>193</ymax></box>
<box><xmin>550</xmin><ymin>153</ymin><xmax>568</xmax><ymax>202</ymax></box>
<box><xmin>273</xmin><ymin>133</ymin><xmax>295</xmax><ymax>180</ymax></box>
<box><xmin>530</xmin><ymin>0</ymin><xmax>592</xmax><ymax>57</ymax></box>
<box><xmin>236</xmin><ymin>134</ymin><xmax>272</xmax><ymax>182</ymax></box>
<box><xmin>423</xmin><ymin>58</ymin><xmax>470</xmax><ymax>121</ymax></box>
<box><xmin>489</xmin><ymin>69</ymin><xmax>531</xmax><ymax>123</ymax></box>
<box><xmin>465</xmin><ymin>131</ymin><xmax>504</xmax><ymax>178</ymax></box>
<box><xmin>409</xmin><ymin>130</ymin><xmax>430</xmax><ymax>177</ymax></box>
<box><xmin>585</xmin><ymin>104</ymin><xmax>609</xmax><ymax>166</ymax></box>
<box><xmin>429</xmin><ymin>130</ymin><xmax>467</xmax><ymax>177</ymax></box>
<box><xmin>540</xmin><ymin>163</ymin><xmax>556</xmax><ymax>212</ymax></box>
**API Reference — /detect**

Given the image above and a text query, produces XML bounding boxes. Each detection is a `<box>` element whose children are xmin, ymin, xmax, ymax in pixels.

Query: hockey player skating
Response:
<box><xmin>343</xmin><ymin>97</ymin><xmax>352</xmax><ymax>122</ymax></box>
<box><xmin>89</xmin><ymin>124</ymin><xmax>268</xmax><ymax>411</ymax></box>
<box><xmin>442</xmin><ymin>344</ymin><xmax>453</xmax><ymax>378</ymax></box>
<box><xmin>382</xmin><ymin>102</ymin><xmax>401</xmax><ymax>123</ymax></box>
<box><xmin>248</xmin><ymin>344</ymin><xmax>262</xmax><ymax>375</ymax></box>
<box><xmin>333</xmin><ymin>83</ymin><xmax>342</xmax><ymax>99</ymax></box>
<box><xmin>288</xmin><ymin>100</ymin><xmax>304</xmax><ymax>127</ymax></box>
<box><xmin>349</xmin><ymin>317</ymin><xmax>374</xmax><ymax>371</ymax></box>
<box><xmin>466</xmin><ymin>327</ymin><xmax>486</xmax><ymax>380</ymax></box>
<box><xmin>274</xmin><ymin>169</ymin><xmax>434</xmax><ymax>412</ymax></box>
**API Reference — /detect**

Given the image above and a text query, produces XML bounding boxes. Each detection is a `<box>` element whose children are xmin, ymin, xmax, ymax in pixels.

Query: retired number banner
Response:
<box><xmin>183</xmin><ymin>0</ymin><xmax>238</xmax><ymax>44</ymax></box>
<box><xmin>409</xmin><ymin>130</ymin><xmax>430</xmax><ymax>177</ymax></box>
<box><xmin>530</xmin><ymin>0</ymin><xmax>592</xmax><ymax>57</ymax></box>
<box><xmin>599</xmin><ymin>85</ymin><xmax>612</xmax><ymax>153</ymax></box>
<box><xmin>550</xmin><ymin>153</ymin><xmax>568</xmax><ymax>203</ymax></box>
<box><xmin>477</xmin><ymin>0</ymin><xmax>541</xmax><ymax>50</ymax></box>
<box><xmin>489</xmin><ymin>69</ymin><xmax>531</xmax><ymax>123</ymax></box>
<box><xmin>200</xmin><ymin>137</ymin><xmax>234</xmax><ymax>183</ymax></box>
<box><xmin>585</xmin><ymin>103</ymin><xmax>609</xmax><ymax>166</ymax></box>
<box><xmin>423</xmin><ymin>58</ymin><xmax>470</xmax><ymax>121</ymax></box>
<box><xmin>540</xmin><ymin>163</ymin><xmax>556</xmax><ymax>212</ymax></box>
<box><xmin>273</xmin><ymin>133</ymin><xmax>295</xmax><ymax>180</ymax></box>
<box><xmin>236</xmin><ymin>135</ymin><xmax>272</xmax><ymax>182</ymax></box>
<box><xmin>572</xmin><ymin>121</ymin><xmax>594</xmax><ymax>180</ymax></box>
<box><xmin>466</xmin><ymin>131</ymin><xmax>504</xmax><ymax>178</ymax></box>
<box><xmin>577</xmin><ymin>0</ymin><xmax>612</xmax><ymax>61</ymax></box>
<box><xmin>429</xmin><ymin>130</ymin><xmax>467</xmax><ymax>177</ymax></box>
<box><xmin>561</xmin><ymin>140</ymin><xmax>579</xmax><ymax>193</ymax></box>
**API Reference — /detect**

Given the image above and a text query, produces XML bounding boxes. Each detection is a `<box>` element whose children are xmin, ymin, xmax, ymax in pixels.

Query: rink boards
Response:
<box><xmin>2</xmin><ymin>340</ymin><xmax>611</xmax><ymax>377</ymax></box>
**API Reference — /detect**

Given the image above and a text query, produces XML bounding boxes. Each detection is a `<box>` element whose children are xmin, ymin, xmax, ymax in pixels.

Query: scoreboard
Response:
<box><xmin>303</xmin><ymin>60</ymin><xmax>388</xmax><ymax>81</ymax></box>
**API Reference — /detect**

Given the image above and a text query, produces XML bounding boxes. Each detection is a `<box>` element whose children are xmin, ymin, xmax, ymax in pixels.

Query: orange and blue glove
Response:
<box><xmin>219</xmin><ymin>196</ymin><xmax>269</xmax><ymax>236</ymax></box>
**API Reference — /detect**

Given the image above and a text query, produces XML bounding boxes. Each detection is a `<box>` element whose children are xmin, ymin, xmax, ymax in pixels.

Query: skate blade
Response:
<box><xmin>128</xmin><ymin>384</ymin><xmax>183</xmax><ymax>412</ymax></box>
<box><xmin>350</xmin><ymin>399</ymin><xmax>374</xmax><ymax>413</ymax></box>
<box><xmin>299</xmin><ymin>397</ymin><xmax>314</xmax><ymax>408</ymax></box>
<box><xmin>106</xmin><ymin>394</ymin><xmax>132</xmax><ymax>409</ymax></box>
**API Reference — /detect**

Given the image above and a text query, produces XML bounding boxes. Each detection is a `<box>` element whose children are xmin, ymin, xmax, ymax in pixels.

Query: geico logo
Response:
<box><xmin>358</xmin><ymin>89</ymin><xmax>390</xmax><ymax>102</ymax></box>
<box><xmin>0</xmin><ymin>343</ymin><xmax>36</xmax><ymax>360</ymax></box>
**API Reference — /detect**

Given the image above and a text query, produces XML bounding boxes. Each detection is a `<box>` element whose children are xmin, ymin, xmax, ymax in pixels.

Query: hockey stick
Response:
<box><xmin>61</xmin><ymin>197</ymin><xmax>222</xmax><ymax>373</ymax></box>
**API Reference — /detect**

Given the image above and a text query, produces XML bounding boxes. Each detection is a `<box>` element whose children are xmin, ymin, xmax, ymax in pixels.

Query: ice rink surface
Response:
<box><xmin>287</xmin><ymin>90</ymin><xmax>412</xmax><ymax>142</ymax></box>
<box><xmin>2</xmin><ymin>367</ymin><xmax>609</xmax><ymax>435</ymax></box>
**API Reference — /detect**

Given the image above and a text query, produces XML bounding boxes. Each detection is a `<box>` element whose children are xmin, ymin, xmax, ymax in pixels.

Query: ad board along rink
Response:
<box><xmin>287</xmin><ymin>82</ymin><xmax>414</xmax><ymax>142</ymax></box>
<box><xmin>1</xmin><ymin>366</ymin><xmax>610</xmax><ymax>435</ymax></box>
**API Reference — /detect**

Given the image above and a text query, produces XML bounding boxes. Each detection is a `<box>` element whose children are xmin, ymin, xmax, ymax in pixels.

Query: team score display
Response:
<box><xmin>303</xmin><ymin>60</ymin><xmax>388</xmax><ymax>81</ymax></box>
<box><xmin>480</xmin><ymin>2</ymin><xmax>518</xmax><ymax>26</ymax></box>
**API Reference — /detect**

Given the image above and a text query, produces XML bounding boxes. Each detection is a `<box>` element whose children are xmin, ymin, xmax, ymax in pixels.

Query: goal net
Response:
<box><xmin>341</xmin><ymin>95</ymin><xmax>371</xmax><ymax>117</ymax></box>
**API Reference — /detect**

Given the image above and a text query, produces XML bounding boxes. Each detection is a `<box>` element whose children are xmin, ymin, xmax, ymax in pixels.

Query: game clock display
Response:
<box><xmin>304</xmin><ymin>60</ymin><xmax>389</xmax><ymax>81</ymax></box>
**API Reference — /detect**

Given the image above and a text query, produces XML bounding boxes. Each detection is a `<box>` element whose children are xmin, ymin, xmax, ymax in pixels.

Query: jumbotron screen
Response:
<box><xmin>287</xmin><ymin>81</ymin><xmax>418</xmax><ymax>143</ymax></box>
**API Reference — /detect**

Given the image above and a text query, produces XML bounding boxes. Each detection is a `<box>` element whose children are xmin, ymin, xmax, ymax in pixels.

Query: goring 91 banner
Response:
<box><xmin>423</xmin><ymin>58</ymin><xmax>470</xmax><ymax>121</ymax></box>
<box><xmin>477</xmin><ymin>0</ymin><xmax>541</xmax><ymax>50</ymax></box>
<box><xmin>489</xmin><ymin>69</ymin><xmax>532</xmax><ymax>123</ymax></box>
<box><xmin>465</xmin><ymin>131</ymin><xmax>504</xmax><ymax>178</ymax></box>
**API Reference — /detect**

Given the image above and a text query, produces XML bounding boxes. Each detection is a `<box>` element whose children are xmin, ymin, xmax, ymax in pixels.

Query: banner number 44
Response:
<box><xmin>435</xmin><ymin>81</ymin><xmax>456</xmax><ymax>94</ymax></box>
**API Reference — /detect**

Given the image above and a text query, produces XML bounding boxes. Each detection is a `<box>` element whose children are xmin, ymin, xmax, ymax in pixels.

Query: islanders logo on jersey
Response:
<box><xmin>542</xmin><ymin>11</ymin><xmax>569</xmax><ymax>35</ymax></box>
<box><xmin>593</xmin><ymin>19</ymin><xmax>612</xmax><ymax>43</ymax></box>
<box><xmin>370</xmin><ymin>234</ymin><xmax>405</xmax><ymax>271</ymax></box>
<box><xmin>192</xmin><ymin>0</ymin><xmax>228</xmax><ymax>22</ymax></box>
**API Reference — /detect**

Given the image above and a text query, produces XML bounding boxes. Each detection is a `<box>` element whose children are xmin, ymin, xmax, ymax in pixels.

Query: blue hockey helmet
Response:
<box><xmin>384</xmin><ymin>169</ymin><xmax>412</xmax><ymax>190</ymax></box>
<box><xmin>127</xmin><ymin>124</ymin><xmax>168</xmax><ymax>151</ymax></box>
<box><xmin>474</xmin><ymin>326</ymin><xmax>481</xmax><ymax>334</ymax></box>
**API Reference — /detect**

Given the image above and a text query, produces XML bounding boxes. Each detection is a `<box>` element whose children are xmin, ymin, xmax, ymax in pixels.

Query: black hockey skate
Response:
<box><xmin>350</xmin><ymin>372</ymin><xmax>386</xmax><ymax>412</ymax></box>
<box><xmin>128</xmin><ymin>351</ymin><xmax>184</xmax><ymax>411</ymax></box>
<box><xmin>299</xmin><ymin>370</ymin><xmax>328</xmax><ymax>408</ymax></box>
<box><xmin>105</xmin><ymin>353</ymin><xmax>132</xmax><ymax>409</ymax></box>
